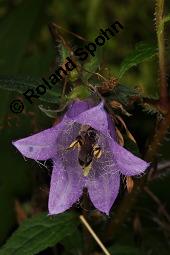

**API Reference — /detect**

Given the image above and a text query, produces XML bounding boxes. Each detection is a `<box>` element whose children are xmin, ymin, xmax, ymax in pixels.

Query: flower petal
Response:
<box><xmin>107</xmin><ymin>114</ymin><xmax>116</xmax><ymax>139</ymax></box>
<box><xmin>12</xmin><ymin>121</ymin><xmax>66</xmax><ymax>160</ymax></box>
<box><xmin>73</xmin><ymin>102</ymin><xmax>109</xmax><ymax>135</ymax></box>
<box><xmin>48</xmin><ymin>158</ymin><xmax>84</xmax><ymax>215</ymax></box>
<box><xmin>86</xmin><ymin>172</ymin><xmax>120</xmax><ymax>215</ymax></box>
<box><xmin>66</xmin><ymin>100</ymin><xmax>92</xmax><ymax>118</ymax></box>
<box><xmin>109</xmin><ymin>138</ymin><xmax>149</xmax><ymax>176</ymax></box>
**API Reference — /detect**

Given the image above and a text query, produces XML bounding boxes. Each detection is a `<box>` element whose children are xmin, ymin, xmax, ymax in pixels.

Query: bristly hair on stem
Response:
<box><xmin>155</xmin><ymin>0</ymin><xmax>168</xmax><ymax>108</ymax></box>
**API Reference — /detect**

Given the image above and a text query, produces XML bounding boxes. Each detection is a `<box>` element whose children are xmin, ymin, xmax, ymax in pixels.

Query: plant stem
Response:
<box><xmin>156</xmin><ymin>0</ymin><xmax>168</xmax><ymax>107</ymax></box>
<box><xmin>80</xmin><ymin>215</ymin><xmax>111</xmax><ymax>255</ymax></box>
<box><xmin>82</xmin><ymin>189</ymin><xmax>94</xmax><ymax>255</ymax></box>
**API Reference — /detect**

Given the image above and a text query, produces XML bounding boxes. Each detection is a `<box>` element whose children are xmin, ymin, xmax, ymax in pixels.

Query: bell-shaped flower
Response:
<box><xmin>12</xmin><ymin>101</ymin><xmax>149</xmax><ymax>215</ymax></box>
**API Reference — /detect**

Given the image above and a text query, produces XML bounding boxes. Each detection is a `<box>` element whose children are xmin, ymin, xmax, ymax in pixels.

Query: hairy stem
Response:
<box><xmin>156</xmin><ymin>0</ymin><xmax>168</xmax><ymax>107</ymax></box>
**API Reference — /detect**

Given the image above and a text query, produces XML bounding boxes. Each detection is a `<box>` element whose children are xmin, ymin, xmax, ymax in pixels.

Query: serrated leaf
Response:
<box><xmin>118</xmin><ymin>43</ymin><xmax>157</xmax><ymax>79</ymax></box>
<box><xmin>142</xmin><ymin>99</ymin><xmax>164</xmax><ymax>120</ymax></box>
<box><xmin>0</xmin><ymin>75</ymin><xmax>61</xmax><ymax>103</ymax></box>
<box><xmin>0</xmin><ymin>212</ymin><xmax>79</xmax><ymax>255</ymax></box>
<box><xmin>48</xmin><ymin>22</ymin><xmax>71</xmax><ymax>67</ymax></box>
<box><xmin>81</xmin><ymin>43</ymin><xmax>103</xmax><ymax>81</ymax></box>
<box><xmin>108</xmin><ymin>84</ymin><xmax>139</xmax><ymax>105</ymax></box>
<box><xmin>82</xmin><ymin>56</ymin><xmax>100</xmax><ymax>80</ymax></box>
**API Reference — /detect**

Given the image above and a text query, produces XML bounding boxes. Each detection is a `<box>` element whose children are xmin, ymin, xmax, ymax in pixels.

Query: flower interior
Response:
<box><xmin>67</xmin><ymin>124</ymin><xmax>102</xmax><ymax>176</ymax></box>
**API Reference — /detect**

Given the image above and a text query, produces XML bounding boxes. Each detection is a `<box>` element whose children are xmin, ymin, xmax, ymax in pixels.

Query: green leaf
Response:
<box><xmin>108</xmin><ymin>84</ymin><xmax>140</xmax><ymax>105</ymax></box>
<box><xmin>118</xmin><ymin>43</ymin><xmax>157</xmax><ymax>79</ymax></box>
<box><xmin>68</xmin><ymin>85</ymin><xmax>91</xmax><ymax>100</ymax></box>
<box><xmin>82</xmin><ymin>56</ymin><xmax>100</xmax><ymax>80</ymax></box>
<box><xmin>48</xmin><ymin>22</ymin><xmax>72</xmax><ymax>68</ymax></box>
<box><xmin>0</xmin><ymin>212</ymin><xmax>79</xmax><ymax>255</ymax></box>
<box><xmin>0</xmin><ymin>75</ymin><xmax>61</xmax><ymax>103</ymax></box>
<box><xmin>0</xmin><ymin>0</ymin><xmax>45</xmax><ymax>74</ymax></box>
<box><xmin>109</xmin><ymin>245</ymin><xmax>143</xmax><ymax>255</ymax></box>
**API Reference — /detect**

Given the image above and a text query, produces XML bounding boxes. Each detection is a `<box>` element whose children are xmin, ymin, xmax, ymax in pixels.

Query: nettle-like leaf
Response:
<box><xmin>141</xmin><ymin>97</ymin><xmax>164</xmax><ymax>120</ymax></box>
<box><xmin>82</xmin><ymin>56</ymin><xmax>100</xmax><ymax>81</ymax></box>
<box><xmin>81</xmin><ymin>45</ymin><xmax>103</xmax><ymax>81</ymax></box>
<box><xmin>0</xmin><ymin>75</ymin><xmax>62</xmax><ymax>103</ymax></box>
<box><xmin>108</xmin><ymin>83</ymin><xmax>140</xmax><ymax>106</ymax></box>
<box><xmin>48</xmin><ymin>22</ymin><xmax>71</xmax><ymax>67</ymax></box>
<box><xmin>0</xmin><ymin>212</ymin><xmax>79</xmax><ymax>255</ymax></box>
<box><xmin>118</xmin><ymin>43</ymin><xmax>157</xmax><ymax>79</ymax></box>
<box><xmin>142</xmin><ymin>102</ymin><xmax>161</xmax><ymax>115</ymax></box>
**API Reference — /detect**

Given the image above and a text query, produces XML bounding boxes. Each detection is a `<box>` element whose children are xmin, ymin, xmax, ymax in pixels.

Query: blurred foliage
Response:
<box><xmin>0</xmin><ymin>0</ymin><xmax>170</xmax><ymax>255</ymax></box>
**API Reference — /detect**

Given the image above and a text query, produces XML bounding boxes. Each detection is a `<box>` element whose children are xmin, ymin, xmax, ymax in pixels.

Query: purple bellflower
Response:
<box><xmin>12</xmin><ymin>101</ymin><xmax>149</xmax><ymax>215</ymax></box>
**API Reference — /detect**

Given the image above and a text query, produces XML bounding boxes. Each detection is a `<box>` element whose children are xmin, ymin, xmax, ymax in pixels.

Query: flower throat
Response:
<box><xmin>67</xmin><ymin>125</ymin><xmax>102</xmax><ymax>176</ymax></box>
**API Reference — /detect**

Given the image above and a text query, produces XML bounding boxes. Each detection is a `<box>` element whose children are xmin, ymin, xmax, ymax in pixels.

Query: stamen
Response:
<box><xmin>66</xmin><ymin>140</ymin><xmax>79</xmax><ymax>150</ymax></box>
<box><xmin>93</xmin><ymin>146</ymin><xmax>102</xmax><ymax>158</ymax></box>
<box><xmin>66</xmin><ymin>136</ymin><xmax>83</xmax><ymax>150</ymax></box>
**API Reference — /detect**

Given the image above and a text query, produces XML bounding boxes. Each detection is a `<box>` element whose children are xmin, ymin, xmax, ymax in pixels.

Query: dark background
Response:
<box><xmin>0</xmin><ymin>0</ymin><xmax>170</xmax><ymax>254</ymax></box>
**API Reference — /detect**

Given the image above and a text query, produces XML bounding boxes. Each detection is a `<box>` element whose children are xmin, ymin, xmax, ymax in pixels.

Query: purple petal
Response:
<box><xmin>12</xmin><ymin>121</ymin><xmax>66</xmax><ymax>160</ymax></box>
<box><xmin>86</xmin><ymin>172</ymin><xmax>120</xmax><ymax>215</ymax></box>
<box><xmin>109</xmin><ymin>138</ymin><xmax>149</xmax><ymax>176</ymax></box>
<box><xmin>48</xmin><ymin>158</ymin><xmax>84</xmax><ymax>215</ymax></box>
<box><xmin>72</xmin><ymin>102</ymin><xmax>109</xmax><ymax>135</ymax></box>
<box><xmin>107</xmin><ymin>114</ymin><xmax>116</xmax><ymax>139</ymax></box>
<box><xmin>66</xmin><ymin>100</ymin><xmax>92</xmax><ymax>118</ymax></box>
